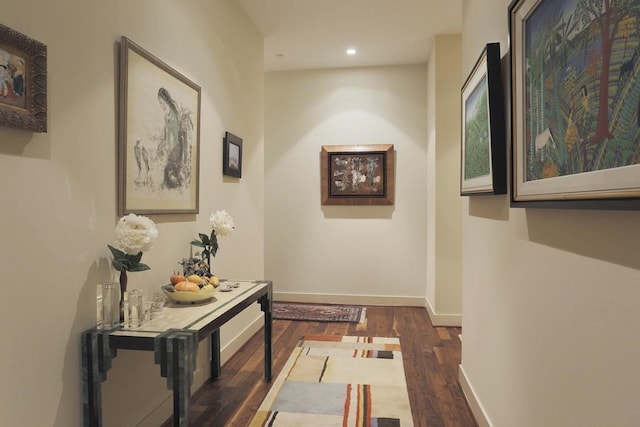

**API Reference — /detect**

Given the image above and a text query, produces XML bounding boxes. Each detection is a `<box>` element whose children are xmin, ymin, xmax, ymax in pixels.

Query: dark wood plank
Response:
<box><xmin>161</xmin><ymin>306</ymin><xmax>477</xmax><ymax>427</ymax></box>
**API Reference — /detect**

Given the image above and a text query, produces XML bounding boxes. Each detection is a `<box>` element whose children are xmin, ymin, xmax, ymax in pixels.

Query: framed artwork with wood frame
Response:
<box><xmin>460</xmin><ymin>42</ymin><xmax>506</xmax><ymax>195</ymax></box>
<box><xmin>223</xmin><ymin>131</ymin><xmax>242</xmax><ymax>178</ymax></box>
<box><xmin>118</xmin><ymin>36</ymin><xmax>201</xmax><ymax>215</ymax></box>
<box><xmin>320</xmin><ymin>144</ymin><xmax>395</xmax><ymax>205</ymax></box>
<box><xmin>0</xmin><ymin>23</ymin><xmax>47</xmax><ymax>132</ymax></box>
<box><xmin>509</xmin><ymin>0</ymin><xmax>640</xmax><ymax>209</ymax></box>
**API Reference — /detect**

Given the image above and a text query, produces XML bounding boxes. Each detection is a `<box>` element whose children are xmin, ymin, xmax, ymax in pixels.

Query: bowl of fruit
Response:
<box><xmin>162</xmin><ymin>273</ymin><xmax>220</xmax><ymax>304</ymax></box>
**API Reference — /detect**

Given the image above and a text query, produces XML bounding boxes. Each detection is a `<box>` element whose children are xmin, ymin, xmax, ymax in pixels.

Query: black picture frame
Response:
<box><xmin>509</xmin><ymin>0</ymin><xmax>640</xmax><ymax>210</ymax></box>
<box><xmin>223</xmin><ymin>131</ymin><xmax>242</xmax><ymax>178</ymax></box>
<box><xmin>0</xmin><ymin>23</ymin><xmax>47</xmax><ymax>132</ymax></box>
<box><xmin>460</xmin><ymin>42</ymin><xmax>506</xmax><ymax>196</ymax></box>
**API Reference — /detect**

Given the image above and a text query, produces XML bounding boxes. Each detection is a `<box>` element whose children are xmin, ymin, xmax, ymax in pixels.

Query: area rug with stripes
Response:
<box><xmin>250</xmin><ymin>335</ymin><xmax>414</xmax><ymax>426</ymax></box>
<box><xmin>272</xmin><ymin>302</ymin><xmax>366</xmax><ymax>323</ymax></box>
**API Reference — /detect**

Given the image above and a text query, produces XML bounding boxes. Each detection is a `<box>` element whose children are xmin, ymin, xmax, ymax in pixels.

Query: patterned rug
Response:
<box><xmin>250</xmin><ymin>335</ymin><xmax>414</xmax><ymax>426</ymax></box>
<box><xmin>272</xmin><ymin>302</ymin><xmax>366</xmax><ymax>323</ymax></box>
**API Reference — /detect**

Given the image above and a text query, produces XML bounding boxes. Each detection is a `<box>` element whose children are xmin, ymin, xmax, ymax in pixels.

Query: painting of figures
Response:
<box><xmin>118</xmin><ymin>37</ymin><xmax>201</xmax><ymax>215</ymax></box>
<box><xmin>321</xmin><ymin>144</ymin><xmax>395</xmax><ymax>205</ymax></box>
<box><xmin>460</xmin><ymin>42</ymin><xmax>506</xmax><ymax>195</ymax></box>
<box><xmin>0</xmin><ymin>23</ymin><xmax>47</xmax><ymax>132</ymax></box>
<box><xmin>511</xmin><ymin>0</ymin><xmax>640</xmax><ymax>207</ymax></box>
<box><xmin>0</xmin><ymin>48</ymin><xmax>27</xmax><ymax>110</ymax></box>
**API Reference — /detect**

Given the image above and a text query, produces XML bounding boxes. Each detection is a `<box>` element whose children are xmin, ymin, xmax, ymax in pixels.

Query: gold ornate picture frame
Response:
<box><xmin>0</xmin><ymin>23</ymin><xmax>47</xmax><ymax>132</ymax></box>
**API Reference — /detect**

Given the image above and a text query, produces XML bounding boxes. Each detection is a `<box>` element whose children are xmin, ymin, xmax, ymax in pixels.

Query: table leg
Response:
<box><xmin>81</xmin><ymin>330</ymin><xmax>117</xmax><ymax>427</ymax></box>
<box><xmin>155</xmin><ymin>330</ymin><xmax>197</xmax><ymax>427</ymax></box>
<box><xmin>210</xmin><ymin>329</ymin><xmax>221</xmax><ymax>378</ymax></box>
<box><xmin>259</xmin><ymin>288</ymin><xmax>273</xmax><ymax>381</ymax></box>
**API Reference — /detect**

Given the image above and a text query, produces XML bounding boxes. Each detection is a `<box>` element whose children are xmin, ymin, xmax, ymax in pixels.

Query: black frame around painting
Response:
<box><xmin>0</xmin><ymin>23</ymin><xmax>47</xmax><ymax>132</ymax></box>
<box><xmin>223</xmin><ymin>131</ymin><xmax>242</xmax><ymax>178</ymax></box>
<box><xmin>460</xmin><ymin>42</ymin><xmax>506</xmax><ymax>195</ymax></box>
<box><xmin>509</xmin><ymin>0</ymin><xmax>640</xmax><ymax>210</ymax></box>
<box><xmin>118</xmin><ymin>36</ymin><xmax>201</xmax><ymax>215</ymax></box>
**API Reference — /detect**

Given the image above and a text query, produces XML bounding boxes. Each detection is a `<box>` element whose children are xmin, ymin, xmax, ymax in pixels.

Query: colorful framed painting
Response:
<box><xmin>509</xmin><ymin>0</ymin><xmax>640</xmax><ymax>209</ymax></box>
<box><xmin>223</xmin><ymin>131</ymin><xmax>242</xmax><ymax>178</ymax></box>
<box><xmin>0</xmin><ymin>23</ymin><xmax>47</xmax><ymax>132</ymax></box>
<box><xmin>118</xmin><ymin>36</ymin><xmax>201</xmax><ymax>215</ymax></box>
<box><xmin>461</xmin><ymin>42</ymin><xmax>506</xmax><ymax>195</ymax></box>
<box><xmin>320</xmin><ymin>144</ymin><xmax>395</xmax><ymax>205</ymax></box>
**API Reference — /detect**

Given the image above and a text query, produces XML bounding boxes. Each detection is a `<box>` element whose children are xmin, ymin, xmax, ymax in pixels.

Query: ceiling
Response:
<box><xmin>237</xmin><ymin>0</ymin><xmax>462</xmax><ymax>71</ymax></box>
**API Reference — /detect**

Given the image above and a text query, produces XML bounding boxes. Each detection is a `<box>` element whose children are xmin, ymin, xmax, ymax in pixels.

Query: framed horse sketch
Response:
<box><xmin>118</xmin><ymin>36</ymin><xmax>201</xmax><ymax>215</ymax></box>
<box><xmin>509</xmin><ymin>0</ymin><xmax>640</xmax><ymax>209</ymax></box>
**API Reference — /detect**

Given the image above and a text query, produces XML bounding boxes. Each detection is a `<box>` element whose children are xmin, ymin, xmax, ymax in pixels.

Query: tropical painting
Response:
<box><xmin>464</xmin><ymin>75</ymin><xmax>491</xmax><ymax>180</ymax></box>
<box><xmin>524</xmin><ymin>0</ymin><xmax>640</xmax><ymax>182</ymax></box>
<box><xmin>461</xmin><ymin>42</ymin><xmax>505</xmax><ymax>196</ymax></box>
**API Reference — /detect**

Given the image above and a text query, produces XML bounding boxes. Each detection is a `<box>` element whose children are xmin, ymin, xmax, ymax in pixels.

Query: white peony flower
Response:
<box><xmin>115</xmin><ymin>213</ymin><xmax>159</xmax><ymax>255</ymax></box>
<box><xmin>209</xmin><ymin>210</ymin><xmax>235</xmax><ymax>237</ymax></box>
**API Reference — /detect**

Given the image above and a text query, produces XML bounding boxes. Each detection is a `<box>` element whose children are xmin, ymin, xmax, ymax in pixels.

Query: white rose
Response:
<box><xmin>115</xmin><ymin>213</ymin><xmax>159</xmax><ymax>254</ymax></box>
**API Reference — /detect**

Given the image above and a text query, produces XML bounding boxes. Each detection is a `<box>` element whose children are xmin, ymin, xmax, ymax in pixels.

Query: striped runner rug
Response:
<box><xmin>250</xmin><ymin>335</ymin><xmax>414</xmax><ymax>426</ymax></box>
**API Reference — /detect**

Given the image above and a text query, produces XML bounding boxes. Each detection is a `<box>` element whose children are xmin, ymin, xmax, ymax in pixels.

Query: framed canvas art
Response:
<box><xmin>461</xmin><ymin>42</ymin><xmax>506</xmax><ymax>195</ymax></box>
<box><xmin>320</xmin><ymin>144</ymin><xmax>395</xmax><ymax>205</ymax></box>
<box><xmin>0</xmin><ymin>23</ymin><xmax>47</xmax><ymax>132</ymax></box>
<box><xmin>223</xmin><ymin>131</ymin><xmax>242</xmax><ymax>178</ymax></box>
<box><xmin>509</xmin><ymin>0</ymin><xmax>640</xmax><ymax>209</ymax></box>
<box><xmin>118</xmin><ymin>36</ymin><xmax>201</xmax><ymax>215</ymax></box>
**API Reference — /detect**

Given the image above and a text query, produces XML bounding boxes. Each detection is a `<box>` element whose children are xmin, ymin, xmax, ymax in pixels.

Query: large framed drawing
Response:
<box><xmin>118</xmin><ymin>36</ymin><xmax>201</xmax><ymax>215</ymax></box>
<box><xmin>223</xmin><ymin>131</ymin><xmax>242</xmax><ymax>178</ymax></box>
<box><xmin>509</xmin><ymin>0</ymin><xmax>640</xmax><ymax>209</ymax></box>
<box><xmin>320</xmin><ymin>144</ymin><xmax>395</xmax><ymax>205</ymax></box>
<box><xmin>461</xmin><ymin>42</ymin><xmax>506</xmax><ymax>195</ymax></box>
<box><xmin>0</xmin><ymin>23</ymin><xmax>47</xmax><ymax>132</ymax></box>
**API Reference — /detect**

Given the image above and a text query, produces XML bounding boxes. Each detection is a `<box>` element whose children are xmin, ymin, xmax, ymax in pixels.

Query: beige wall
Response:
<box><xmin>426</xmin><ymin>35</ymin><xmax>463</xmax><ymax>325</ymax></box>
<box><xmin>264</xmin><ymin>65</ymin><xmax>428</xmax><ymax>305</ymax></box>
<box><xmin>460</xmin><ymin>0</ymin><xmax>640</xmax><ymax>426</ymax></box>
<box><xmin>0</xmin><ymin>1</ymin><xmax>264</xmax><ymax>426</ymax></box>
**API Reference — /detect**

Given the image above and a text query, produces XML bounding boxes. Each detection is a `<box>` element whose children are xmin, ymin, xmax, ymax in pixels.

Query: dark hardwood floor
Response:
<box><xmin>162</xmin><ymin>305</ymin><xmax>477</xmax><ymax>426</ymax></box>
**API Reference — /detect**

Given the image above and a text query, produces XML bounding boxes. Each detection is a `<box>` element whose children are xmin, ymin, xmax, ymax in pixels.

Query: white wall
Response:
<box><xmin>460</xmin><ymin>1</ymin><xmax>640</xmax><ymax>426</ymax></box>
<box><xmin>0</xmin><ymin>1</ymin><xmax>264</xmax><ymax>426</ymax></box>
<box><xmin>264</xmin><ymin>66</ymin><xmax>428</xmax><ymax>305</ymax></box>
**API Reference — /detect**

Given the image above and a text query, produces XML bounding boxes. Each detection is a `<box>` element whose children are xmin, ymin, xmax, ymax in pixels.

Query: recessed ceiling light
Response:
<box><xmin>346</xmin><ymin>48</ymin><xmax>357</xmax><ymax>55</ymax></box>
<box><xmin>276</xmin><ymin>53</ymin><xmax>285</xmax><ymax>57</ymax></box>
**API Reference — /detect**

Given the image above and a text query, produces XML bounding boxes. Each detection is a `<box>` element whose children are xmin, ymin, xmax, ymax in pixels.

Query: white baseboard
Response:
<box><xmin>273</xmin><ymin>291</ymin><xmax>425</xmax><ymax>307</ymax></box>
<box><xmin>425</xmin><ymin>298</ymin><xmax>462</xmax><ymax>326</ymax></box>
<box><xmin>458</xmin><ymin>364</ymin><xmax>492</xmax><ymax>427</ymax></box>
<box><xmin>138</xmin><ymin>315</ymin><xmax>264</xmax><ymax>426</ymax></box>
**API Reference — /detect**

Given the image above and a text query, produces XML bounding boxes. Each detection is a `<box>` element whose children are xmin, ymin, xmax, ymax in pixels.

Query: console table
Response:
<box><xmin>81</xmin><ymin>280</ymin><xmax>272</xmax><ymax>427</ymax></box>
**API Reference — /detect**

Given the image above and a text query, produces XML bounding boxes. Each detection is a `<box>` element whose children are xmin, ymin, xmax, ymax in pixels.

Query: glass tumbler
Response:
<box><xmin>99</xmin><ymin>282</ymin><xmax>120</xmax><ymax>329</ymax></box>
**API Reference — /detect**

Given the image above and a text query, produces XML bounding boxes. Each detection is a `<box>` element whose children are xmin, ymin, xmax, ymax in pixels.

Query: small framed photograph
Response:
<box><xmin>460</xmin><ymin>42</ymin><xmax>506</xmax><ymax>195</ymax></box>
<box><xmin>223</xmin><ymin>131</ymin><xmax>242</xmax><ymax>178</ymax></box>
<box><xmin>118</xmin><ymin>36</ymin><xmax>201</xmax><ymax>215</ymax></box>
<box><xmin>509</xmin><ymin>0</ymin><xmax>640</xmax><ymax>209</ymax></box>
<box><xmin>0</xmin><ymin>23</ymin><xmax>47</xmax><ymax>132</ymax></box>
<box><xmin>320</xmin><ymin>144</ymin><xmax>395</xmax><ymax>205</ymax></box>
